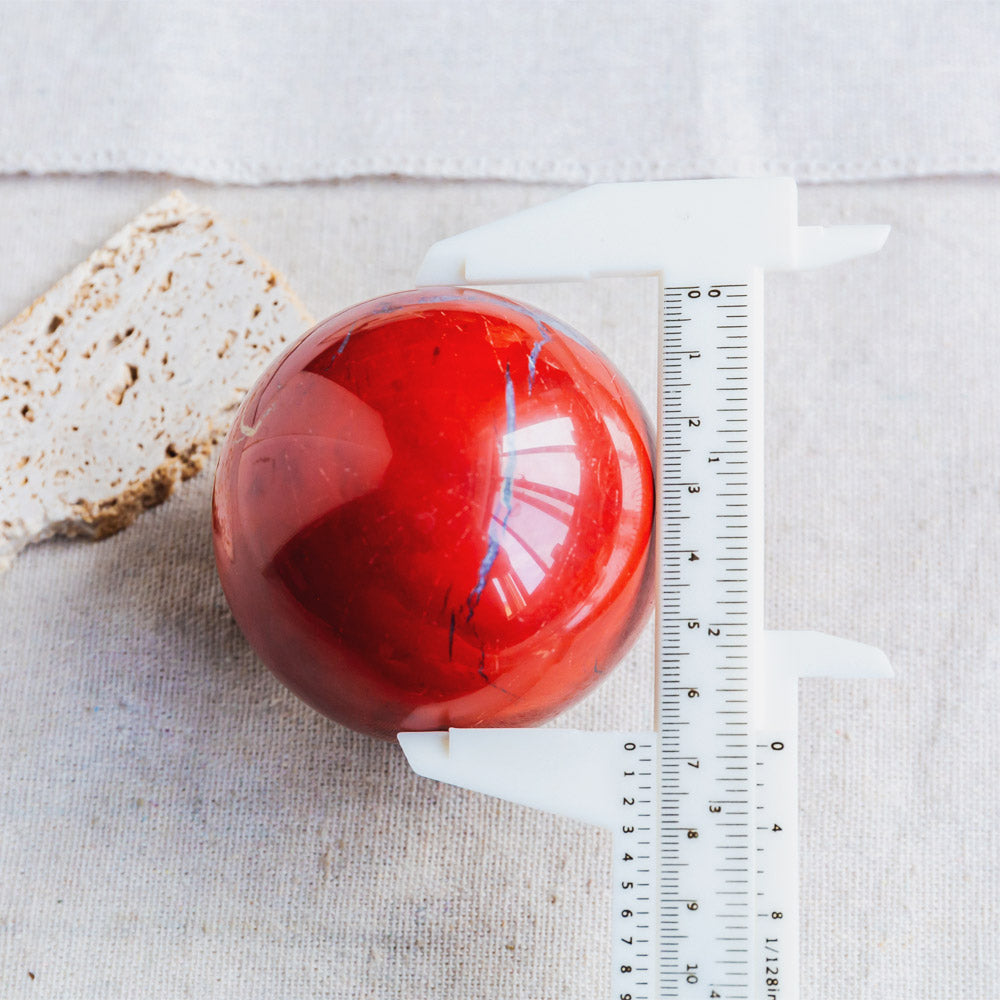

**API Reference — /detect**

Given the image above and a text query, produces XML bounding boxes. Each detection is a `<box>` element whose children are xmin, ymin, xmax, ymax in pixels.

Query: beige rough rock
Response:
<box><xmin>0</xmin><ymin>191</ymin><xmax>313</xmax><ymax>571</ymax></box>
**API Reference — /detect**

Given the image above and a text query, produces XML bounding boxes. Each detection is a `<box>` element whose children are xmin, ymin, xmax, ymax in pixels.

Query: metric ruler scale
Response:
<box><xmin>655</xmin><ymin>275</ymin><xmax>769</xmax><ymax>1000</ymax></box>
<box><xmin>399</xmin><ymin>179</ymin><xmax>892</xmax><ymax>1000</ymax></box>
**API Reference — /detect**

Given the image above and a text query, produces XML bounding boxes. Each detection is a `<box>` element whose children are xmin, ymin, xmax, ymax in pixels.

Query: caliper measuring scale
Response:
<box><xmin>399</xmin><ymin>178</ymin><xmax>892</xmax><ymax>1000</ymax></box>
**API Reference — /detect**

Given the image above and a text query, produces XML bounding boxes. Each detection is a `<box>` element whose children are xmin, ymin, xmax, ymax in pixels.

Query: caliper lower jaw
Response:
<box><xmin>397</xmin><ymin>630</ymin><xmax>891</xmax><ymax>826</ymax></box>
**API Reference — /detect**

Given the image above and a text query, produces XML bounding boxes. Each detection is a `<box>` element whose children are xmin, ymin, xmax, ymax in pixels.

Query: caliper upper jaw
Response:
<box><xmin>415</xmin><ymin>178</ymin><xmax>889</xmax><ymax>285</ymax></box>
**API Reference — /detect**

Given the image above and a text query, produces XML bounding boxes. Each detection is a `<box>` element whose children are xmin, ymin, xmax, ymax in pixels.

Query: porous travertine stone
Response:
<box><xmin>0</xmin><ymin>191</ymin><xmax>313</xmax><ymax>571</ymax></box>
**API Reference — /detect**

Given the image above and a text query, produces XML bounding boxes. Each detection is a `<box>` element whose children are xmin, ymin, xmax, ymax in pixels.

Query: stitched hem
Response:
<box><xmin>2</xmin><ymin>151</ymin><xmax>999</xmax><ymax>185</ymax></box>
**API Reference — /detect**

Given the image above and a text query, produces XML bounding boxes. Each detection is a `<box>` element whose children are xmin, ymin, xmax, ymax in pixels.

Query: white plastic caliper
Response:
<box><xmin>398</xmin><ymin>179</ymin><xmax>891</xmax><ymax>1000</ymax></box>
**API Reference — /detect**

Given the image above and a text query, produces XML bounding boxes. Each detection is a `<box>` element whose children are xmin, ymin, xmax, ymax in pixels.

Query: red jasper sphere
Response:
<box><xmin>212</xmin><ymin>288</ymin><xmax>654</xmax><ymax>738</ymax></box>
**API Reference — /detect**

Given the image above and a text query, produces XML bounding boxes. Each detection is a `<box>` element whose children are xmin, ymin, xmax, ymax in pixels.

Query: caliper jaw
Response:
<box><xmin>398</xmin><ymin>630</ymin><xmax>891</xmax><ymax>826</ymax></box>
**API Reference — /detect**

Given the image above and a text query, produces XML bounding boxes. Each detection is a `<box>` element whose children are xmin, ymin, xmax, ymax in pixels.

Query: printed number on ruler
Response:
<box><xmin>615</xmin><ymin>737</ymin><xmax>656</xmax><ymax>1000</ymax></box>
<box><xmin>660</xmin><ymin>282</ymin><xmax>757</xmax><ymax>1000</ymax></box>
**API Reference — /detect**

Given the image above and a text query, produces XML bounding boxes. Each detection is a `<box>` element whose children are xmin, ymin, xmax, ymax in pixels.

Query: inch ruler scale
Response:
<box><xmin>399</xmin><ymin>179</ymin><xmax>892</xmax><ymax>1000</ymax></box>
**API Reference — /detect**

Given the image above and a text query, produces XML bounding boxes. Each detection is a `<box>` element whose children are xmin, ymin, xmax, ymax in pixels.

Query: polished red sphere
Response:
<box><xmin>212</xmin><ymin>287</ymin><xmax>654</xmax><ymax>738</ymax></box>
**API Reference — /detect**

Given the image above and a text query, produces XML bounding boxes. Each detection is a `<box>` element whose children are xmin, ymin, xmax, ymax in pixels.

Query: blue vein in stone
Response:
<box><xmin>491</xmin><ymin>295</ymin><xmax>591</xmax><ymax>350</ymax></box>
<box><xmin>526</xmin><ymin>322</ymin><xmax>551</xmax><ymax>395</ymax></box>
<box><xmin>335</xmin><ymin>324</ymin><xmax>355</xmax><ymax>355</ymax></box>
<box><xmin>466</xmin><ymin>364</ymin><xmax>517</xmax><ymax>621</ymax></box>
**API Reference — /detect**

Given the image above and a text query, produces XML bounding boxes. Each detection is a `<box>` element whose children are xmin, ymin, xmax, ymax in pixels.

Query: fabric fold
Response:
<box><xmin>2</xmin><ymin>0</ymin><xmax>998</xmax><ymax>185</ymax></box>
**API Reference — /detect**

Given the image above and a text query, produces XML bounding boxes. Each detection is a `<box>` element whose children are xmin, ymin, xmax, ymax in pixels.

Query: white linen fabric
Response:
<box><xmin>1</xmin><ymin>0</ymin><xmax>998</xmax><ymax>184</ymax></box>
<box><xmin>1</xmin><ymin>175</ymin><xmax>997</xmax><ymax>1000</ymax></box>
<box><xmin>0</xmin><ymin>3</ymin><xmax>998</xmax><ymax>999</ymax></box>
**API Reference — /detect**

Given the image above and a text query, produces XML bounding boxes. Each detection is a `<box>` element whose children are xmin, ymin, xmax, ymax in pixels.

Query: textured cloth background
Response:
<box><xmin>1</xmin><ymin>3</ymin><xmax>998</xmax><ymax>999</ymax></box>
<box><xmin>1</xmin><ymin>1</ymin><xmax>999</xmax><ymax>184</ymax></box>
